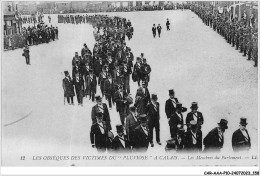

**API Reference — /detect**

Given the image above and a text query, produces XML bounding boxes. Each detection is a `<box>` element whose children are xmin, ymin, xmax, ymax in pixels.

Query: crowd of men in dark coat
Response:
<box><xmin>191</xmin><ymin>5</ymin><xmax>258</xmax><ymax>67</ymax></box>
<box><xmin>62</xmin><ymin>14</ymin><xmax>252</xmax><ymax>154</ymax></box>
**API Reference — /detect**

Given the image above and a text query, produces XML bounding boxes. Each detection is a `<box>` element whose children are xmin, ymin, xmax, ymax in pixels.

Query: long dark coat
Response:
<box><xmin>111</xmin><ymin>135</ymin><xmax>131</xmax><ymax>153</ymax></box>
<box><xmin>232</xmin><ymin>129</ymin><xmax>251</xmax><ymax>152</ymax></box>
<box><xmin>133</xmin><ymin>125</ymin><xmax>150</xmax><ymax>152</ymax></box>
<box><xmin>62</xmin><ymin>77</ymin><xmax>75</xmax><ymax>97</ymax></box>
<box><xmin>165</xmin><ymin>98</ymin><xmax>179</xmax><ymax>119</ymax></box>
<box><xmin>203</xmin><ymin>127</ymin><xmax>224</xmax><ymax>152</ymax></box>
<box><xmin>91</xmin><ymin>103</ymin><xmax>111</xmax><ymax>130</ymax></box>
<box><xmin>184</xmin><ymin>130</ymin><xmax>203</xmax><ymax>152</ymax></box>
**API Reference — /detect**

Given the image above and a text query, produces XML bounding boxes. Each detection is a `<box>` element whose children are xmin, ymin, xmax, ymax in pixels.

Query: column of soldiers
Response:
<box><xmin>191</xmin><ymin>5</ymin><xmax>258</xmax><ymax>67</ymax></box>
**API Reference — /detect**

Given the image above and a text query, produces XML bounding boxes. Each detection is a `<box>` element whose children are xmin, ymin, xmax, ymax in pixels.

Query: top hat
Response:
<box><xmin>139</xmin><ymin>114</ymin><xmax>147</xmax><ymax>123</ymax></box>
<box><xmin>176</xmin><ymin>103</ymin><xmax>182</xmax><ymax>110</ymax></box>
<box><xmin>218</xmin><ymin>119</ymin><xmax>228</xmax><ymax>129</ymax></box>
<box><xmin>169</xmin><ymin>89</ymin><xmax>175</xmax><ymax>95</ymax></box>
<box><xmin>116</xmin><ymin>124</ymin><xmax>124</xmax><ymax>133</ymax></box>
<box><xmin>96</xmin><ymin>112</ymin><xmax>103</xmax><ymax>118</ymax></box>
<box><xmin>95</xmin><ymin>95</ymin><xmax>102</xmax><ymax>102</ymax></box>
<box><xmin>64</xmin><ymin>71</ymin><xmax>69</xmax><ymax>76</ymax></box>
<box><xmin>129</xmin><ymin>106</ymin><xmax>136</xmax><ymax>112</ymax></box>
<box><xmin>151</xmin><ymin>94</ymin><xmax>158</xmax><ymax>101</ymax></box>
<box><xmin>239</xmin><ymin>118</ymin><xmax>248</xmax><ymax>126</ymax></box>
<box><xmin>190</xmin><ymin>102</ymin><xmax>198</xmax><ymax>109</ymax></box>
<box><xmin>165</xmin><ymin>139</ymin><xmax>176</xmax><ymax>150</ymax></box>
<box><xmin>141</xmin><ymin>53</ymin><xmax>144</xmax><ymax>57</ymax></box>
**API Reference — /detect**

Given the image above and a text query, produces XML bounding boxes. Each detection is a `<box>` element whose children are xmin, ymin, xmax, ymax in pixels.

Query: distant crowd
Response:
<box><xmin>4</xmin><ymin>23</ymin><xmax>58</xmax><ymax>50</ymax></box>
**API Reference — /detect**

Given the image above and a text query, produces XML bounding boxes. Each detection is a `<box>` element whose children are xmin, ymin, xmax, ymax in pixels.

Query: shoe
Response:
<box><xmin>157</xmin><ymin>141</ymin><xmax>162</xmax><ymax>145</ymax></box>
<box><xmin>151</xmin><ymin>143</ymin><xmax>154</xmax><ymax>147</ymax></box>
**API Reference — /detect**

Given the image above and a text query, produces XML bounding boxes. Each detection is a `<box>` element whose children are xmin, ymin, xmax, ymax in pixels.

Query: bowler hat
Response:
<box><xmin>116</xmin><ymin>124</ymin><xmax>124</xmax><ymax>133</ymax></box>
<box><xmin>143</xmin><ymin>58</ymin><xmax>147</xmax><ymax>62</ymax></box>
<box><xmin>218</xmin><ymin>119</ymin><xmax>228</xmax><ymax>129</ymax></box>
<box><xmin>239</xmin><ymin>118</ymin><xmax>248</xmax><ymax>126</ymax></box>
<box><xmin>151</xmin><ymin>94</ymin><xmax>158</xmax><ymax>100</ymax></box>
<box><xmin>75</xmin><ymin>52</ymin><xmax>78</xmax><ymax>54</ymax></box>
<box><xmin>64</xmin><ymin>71</ymin><xmax>69</xmax><ymax>76</ymax></box>
<box><xmin>190</xmin><ymin>102</ymin><xmax>198</xmax><ymax>109</ymax></box>
<box><xmin>139</xmin><ymin>114</ymin><xmax>147</xmax><ymax>123</ymax></box>
<box><xmin>169</xmin><ymin>89</ymin><xmax>174</xmax><ymax>95</ymax></box>
<box><xmin>95</xmin><ymin>95</ymin><xmax>102</xmax><ymax>102</ymax></box>
<box><xmin>176</xmin><ymin>103</ymin><xmax>182</xmax><ymax>110</ymax></box>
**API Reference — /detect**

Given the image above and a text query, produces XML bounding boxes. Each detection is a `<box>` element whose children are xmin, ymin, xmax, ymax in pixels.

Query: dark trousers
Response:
<box><xmin>75</xmin><ymin>90</ymin><xmax>83</xmax><ymax>104</ymax></box>
<box><xmin>25</xmin><ymin>56</ymin><xmax>30</xmax><ymax>64</ymax></box>
<box><xmin>149</xmin><ymin>122</ymin><xmax>160</xmax><ymax>143</ymax></box>
<box><xmin>158</xmin><ymin>31</ymin><xmax>161</xmax><ymax>38</ymax></box>
<box><xmin>119</xmin><ymin>110</ymin><xmax>125</xmax><ymax>125</ymax></box>
<box><xmin>167</xmin><ymin>25</ymin><xmax>170</xmax><ymax>30</ymax></box>
<box><xmin>67</xmin><ymin>96</ymin><xmax>74</xmax><ymax>104</ymax></box>
<box><xmin>105</xmin><ymin>94</ymin><xmax>112</xmax><ymax>108</ymax></box>
<box><xmin>153</xmin><ymin>33</ymin><xmax>156</xmax><ymax>38</ymax></box>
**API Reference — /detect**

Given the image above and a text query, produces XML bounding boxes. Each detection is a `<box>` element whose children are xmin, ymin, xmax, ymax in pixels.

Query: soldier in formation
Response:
<box><xmin>191</xmin><ymin>4</ymin><xmax>258</xmax><ymax>67</ymax></box>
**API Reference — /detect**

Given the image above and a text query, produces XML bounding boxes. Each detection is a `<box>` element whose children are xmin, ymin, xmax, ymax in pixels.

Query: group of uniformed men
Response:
<box><xmin>62</xmin><ymin>13</ymin><xmax>252</xmax><ymax>154</ymax></box>
<box><xmin>191</xmin><ymin>5</ymin><xmax>258</xmax><ymax>67</ymax></box>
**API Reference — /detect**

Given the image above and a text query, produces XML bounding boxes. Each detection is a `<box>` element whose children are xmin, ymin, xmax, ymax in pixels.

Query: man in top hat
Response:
<box><xmin>91</xmin><ymin>95</ymin><xmax>112</xmax><ymax>130</ymax></box>
<box><xmin>166</xmin><ymin>18</ymin><xmax>170</xmax><ymax>31</ymax></box>
<box><xmin>104</xmin><ymin>73</ymin><xmax>115</xmax><ymax>109</ymax></box>
<box><xmin>85</xmin><ymin>69</ymin><xmax>97</xmax><ymax>102</ymax></box>
<box><xmin>152</xmin><ymin>24</ymin><xmax>156</xmax><ymax>38</ymax></box>
<box><xmin>133</xmin><ymin>57</ymin><xmax>143</xmax><ymax>86</ymax></box>
<box><xmin>147</xmin><ymin>94</ymin><xmax>161</xmax><ymax>147</ymax></box>
<box><xmin>114</xmin><ymin>84</ymin><xmax>128</xmax><ymax>125</ymax></box>
<box><xmin>98</xmin><ymin>66</ymin><xmax>108</xmax><ymax>97</ymax></box>
<box><xmin>125</xmin><ymin>106</ymin><xmax>140</xmax><ymax>146</ymax></box>
<box><xmin>62</xmin><ymin>71</ymin><xmax>75</xmax><ymax>105</ymax></box>
<box><xmin>165</xmin><ymin>89</ymin><xmax>179</xmax><ymax>120</ymax></box>
<box><xmin>157</xmin><ymin>24</ymin><xmax>162</xmax><ymax>38</ymax></box>
<box><xmin>203</xmin><ymin>119</ymin><xmax>228</xmax><ymax>152</ymax></box>
<box><xmin>22</xmin><ymin>45</ymin><xmax>30</xmax><ymax>65</ymax></box>
<box><xmin>186</xmin><ymin>102</ymin><xmax>204</xmax><ymax>131</ymax></box>
<box><xmin>168</xmin><ymin>103</ymin><xmax>184</xmax><ymax>138</ymax></box>
<box><xmin>141</xmin><ymin>58</ymin><xmax>151</xmax><ymax>84</ymax></box>
<box><xmin>73</xmin><ymin>71</ymin><xmax>84</xmax><ymax>106</ymax></box>
<box><xmin>184</xmin><ymin>120</ymin><xmax>203</xmax><ymax>152</ymax></box>
<box><xmin>133</xmin><ymin>114</ymin><xmax>151</xmax><ymax>152</ymax></box>
<box><xmin>232</xmin><ymin>118</ymin><xmax>251</xmax><ymax>152</ymax></box>
<box><xmin>90</xmin><ymin>112</ymin><xmax>110</xmax><ymax>153</ymax></box>
<box><xmin>111</xmin><ymin>124</ymin><xmax>131</xmax><ymax>153</ymax></box>
<box><xmin>94</xmin><ymin>57</ymin><xmax>103</xmax><ymax>77</ymax></box>
<box><xmin>136</xmin><ymin>80</ymin><xmax>151</xmax><ymax>109</ymax></box>
<box><xmin>122</xmin><ymin>61</ymin><xmax>132</xmax><ymax>94</ymax></box>
<box><xmin>81</xmin><ymin>43</ymin><xmax>92</xmax><ymax>58</ymax></box>
<box><xmin>72</xmin><ymin>52</ymin><xmax>82</xmax><ymax>67</ymax></box>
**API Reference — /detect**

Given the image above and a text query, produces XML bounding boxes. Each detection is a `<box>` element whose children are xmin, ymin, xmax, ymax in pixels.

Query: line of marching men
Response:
<box><xmin>191</xmin><ymin>5</ymin><xmax>258</xmax><ymax>67</ymax></box>
<box><xmin>62</xmin><ymin>14</ymin><xmax>251</xmax><ymax>154</ymax></box>
<box><xmin>89</xmin><ymin>88</ymin><xmax>252</xmax><ymax>154</ymax></box>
